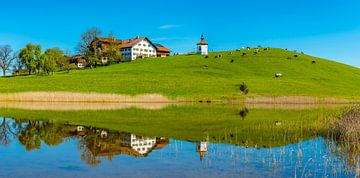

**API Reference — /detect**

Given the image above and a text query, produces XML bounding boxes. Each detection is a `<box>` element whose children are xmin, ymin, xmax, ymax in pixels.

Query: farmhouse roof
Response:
<box><xmin>95</xmin><ymin>37</ymin><xmax>156</xmax><ymax>49</ymax></box>
<box><xmin>154</xmin><ymin>43</ymin><xmax>172</xmax><ymax>53</ymax></box>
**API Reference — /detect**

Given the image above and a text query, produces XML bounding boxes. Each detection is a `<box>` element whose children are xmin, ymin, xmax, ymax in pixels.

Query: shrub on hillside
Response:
<box><xmin>239</xmin><ymin>108</ymin><xmax>249</xmax><ymax>119</ymax></box>
<box><xmin>240</xmin><ymin>82</ymin><xmax>249</xmax><ymax>95</ymax></box>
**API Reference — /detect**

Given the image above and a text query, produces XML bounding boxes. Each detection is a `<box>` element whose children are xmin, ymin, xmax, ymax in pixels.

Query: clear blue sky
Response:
<box><xmin>1</xmin><ymin>0</ymin><xmax>360</xmax><ymax>67</ymax></box>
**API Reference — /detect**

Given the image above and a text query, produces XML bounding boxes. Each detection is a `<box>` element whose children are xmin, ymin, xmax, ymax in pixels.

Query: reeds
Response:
<box><xmin>0</xmin><ymin>92</ymin><xmax>172</xmax><ymax>103</ymax></box>
<box><xmin>333</xmin><ymin>106</ymin><xmax>360</xmax><ymax>144</ymax></box>
<box><xmin>246</xmin><ymin>96</ymin><xmax>352</xmax><ymax>104</ymax></box>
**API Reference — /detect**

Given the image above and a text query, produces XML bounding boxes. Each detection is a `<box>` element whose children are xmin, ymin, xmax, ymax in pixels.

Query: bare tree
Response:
<box><xmin>0</xmin><ymin>45</ymin><xmax>18</xmax><ymax>76</ymax></box>
<box><xmin>77</xmin><ymin>27</ymin><xmax>102</xmax><ymax>58</ymax></box>
<box><xmin>0</xmin><ymin>118</ymin><xmax>21</xmax><ymax>146</ymax></box>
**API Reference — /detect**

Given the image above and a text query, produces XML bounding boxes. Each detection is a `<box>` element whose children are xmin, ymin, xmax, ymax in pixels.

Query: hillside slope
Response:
<box><xmin>1</xmin><ymin>48</ymin><xmax>360</xmax><ymax>100</ymax></box>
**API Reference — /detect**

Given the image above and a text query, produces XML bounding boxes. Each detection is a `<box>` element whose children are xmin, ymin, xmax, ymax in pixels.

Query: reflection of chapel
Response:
<box><xmin>196</xmin><ymin>141</ymin><xmax>209</xmax><ymax>161</ymax></box>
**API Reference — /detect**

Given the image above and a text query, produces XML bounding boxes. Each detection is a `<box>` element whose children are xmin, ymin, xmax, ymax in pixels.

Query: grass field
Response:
<box><xmin>1</xmin><ymin>48</ymin><xmax>360</xmax><ymax>100</ymax></box>
<box><xmin>0</xmin><ymin>104</ymin><xmax>347</xmax><ymax>148</ymax></box>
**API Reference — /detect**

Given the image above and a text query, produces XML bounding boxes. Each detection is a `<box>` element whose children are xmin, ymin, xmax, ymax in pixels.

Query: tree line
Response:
<box><xmin>0</xmin><ymin>27</ymin><xmax>122</xmax><ymax>77</ymax></box>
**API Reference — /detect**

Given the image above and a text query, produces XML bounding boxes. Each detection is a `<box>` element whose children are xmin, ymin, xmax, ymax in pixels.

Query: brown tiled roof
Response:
<box><xmin>72</xmin><ymin>55</ymin><xmax>86</xmax><ymax>63</ymax></box>
<box><xmin>94</xmin><ymin>37</ymin><xmax>148</xmax><ymax>49</ymax></box>
<box><xmin>155</xmin><ymin>46</ymin><xmax>171</xmax><ymax>53</ymax></box>
<box><xmin>94</xmin><ymin>37</ymin><xmax>172</xmax><ymax>53</ymax></box>
<box><xmin>120</xmin><ymin>37</ymin><xmax>146</xmax><ymax>48</ymax></box>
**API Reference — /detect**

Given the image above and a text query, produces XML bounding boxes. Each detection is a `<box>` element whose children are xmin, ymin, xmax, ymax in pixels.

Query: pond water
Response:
<box><xmin>0</xmin><ymin>106</ymin><xmax>359</xmax><ymax>177</ymax></box>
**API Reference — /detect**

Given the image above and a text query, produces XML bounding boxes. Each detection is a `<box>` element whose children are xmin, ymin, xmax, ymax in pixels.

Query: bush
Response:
<box><xmin>239</xmin><ymin>108</ymin><xmax>249</xmax><ymax>119</ymax></box>
<box><xmin>240</xmin><ymin>82</ymin><xmax>249</xmax><ymax>95</ymax></box>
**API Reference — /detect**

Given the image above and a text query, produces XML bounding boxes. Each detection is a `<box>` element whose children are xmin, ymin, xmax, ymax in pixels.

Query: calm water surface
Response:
<box><xmin>0</xmin><ymin>116</ymin><xmax>359</xmax><ymax>178</ymax></box>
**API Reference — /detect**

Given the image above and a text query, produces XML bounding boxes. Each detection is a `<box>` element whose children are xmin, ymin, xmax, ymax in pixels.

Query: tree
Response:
<box><xmin>77</xmin><ymin>27</ymin><xmax>102</xmax><ymax>59</ymax></box>
<box><xmin>0</xmin><ymin>45</ymin><xmax>18</xmax><ymax>76</ymax></box>
<box><xmin>19</xmin><ymin>44</ymin><xmax>42</xmax><ymax>75</ymax></box>
<box><xmin>43</xmin><ymin>48</ymin><xmax>64</xmax><ymax>75</ymax></box>
<box><xmin>102</xmin><ymin>32</ymin><xmax>122</xmax><ymax>64</ymax></box>
<box><xmin>240</xmin><ymin>82</ymin><xmax>249</xmax><ymax>95</ymax></box>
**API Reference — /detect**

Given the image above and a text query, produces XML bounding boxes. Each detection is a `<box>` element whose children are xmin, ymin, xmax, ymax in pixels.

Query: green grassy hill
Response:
<box><xmin>1</xmin><ymin>48</ymin><xmax>360</xmax><ymax>100</ymax></box>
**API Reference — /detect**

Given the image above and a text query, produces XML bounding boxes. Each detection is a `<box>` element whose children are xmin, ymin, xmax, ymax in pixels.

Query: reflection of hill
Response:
<box><xmin>0</xmin><ymin>105</ymin><xmax>345</xmax><ymax>148</ymax></box>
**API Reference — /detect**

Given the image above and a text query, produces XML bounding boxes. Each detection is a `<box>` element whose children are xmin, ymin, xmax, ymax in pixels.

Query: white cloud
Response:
<box><xmin>158</xmin><ymin>24</ymin><xmax>180</xmax><ymax>30</ymax></box>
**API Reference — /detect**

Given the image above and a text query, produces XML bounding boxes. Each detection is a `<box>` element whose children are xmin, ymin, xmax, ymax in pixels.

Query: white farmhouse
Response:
<box><xmin>197</xmin><ymin>34</ymin><xmax>208</xmax><ymax>55</ymax></box>
<box><xmin>120</xmin><ymin>37</ymin><xmax>157</xmax><ymax>60</ymax></box>
<box><xmin>92</xmin><ymin>37</ymin><xmax>170</xmax><ymax>61</ymax></box>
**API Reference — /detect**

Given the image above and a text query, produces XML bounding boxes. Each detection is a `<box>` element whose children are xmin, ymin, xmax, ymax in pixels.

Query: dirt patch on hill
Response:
<box><xmin>0</xmin><ymin>92</ymin><xmax>172</xmax><ymax>103</ymax></box>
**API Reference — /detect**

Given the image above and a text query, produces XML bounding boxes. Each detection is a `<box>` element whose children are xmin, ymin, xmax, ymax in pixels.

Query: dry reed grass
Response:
<box><xmin>0</xmin><ymin>92</ymin><xmax>172</xmax><ymax>103</ymax></box>
<box><xmin>333</xmin><ymin>106</ymin><xmax>360</xmax><ymax>143</ymax></box>
<box><xmin>0</xmin><ymin>101</ymin><xmax>174</xmax><ymax>110</ymax></box>
<box><xmin>246</xmin><ymin>96</ymin><xmax>352</xmax><ymax>104</ymax></box>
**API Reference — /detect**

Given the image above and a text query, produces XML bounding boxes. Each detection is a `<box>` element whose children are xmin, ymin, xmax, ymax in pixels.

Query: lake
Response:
<box><xmin>0</xmin><ymin>104</ymin><xmax>359</xmax><ymax>178</ymax></box>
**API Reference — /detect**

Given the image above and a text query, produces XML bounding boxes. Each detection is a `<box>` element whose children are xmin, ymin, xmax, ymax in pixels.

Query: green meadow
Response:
<box><xmin>1</xmin><ymin>48</ymin><xmax>360</xmax><ymax>100</ymax></box>
<box><xmin>0</xmin><ymin>104</ymin><xmax>347</xmax><ymax>147</ymax></box>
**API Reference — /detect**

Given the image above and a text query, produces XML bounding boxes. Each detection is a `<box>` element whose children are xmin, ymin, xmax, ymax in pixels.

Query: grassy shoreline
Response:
<box><xmin>0</xmin><ymin>91</ymin><xmax>357</xmax><ymax>105</ymax></box>
<box><xmin>1</xmin><ymin>48</ymin><xmax>360</xmax><ymax>100</ymax></box>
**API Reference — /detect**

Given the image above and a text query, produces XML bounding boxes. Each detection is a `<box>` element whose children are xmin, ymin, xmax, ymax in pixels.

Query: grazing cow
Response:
<box><xmin>215</xmin><ymin>54</ymin><xmax>222</xmax><ymax>59</ymax></box>
<box><xmin>255</xmin><ymin>48</ymin><xmax>260</xmax><ymax>52</ymax></box>
<box><xmin>275</xmin><ymin>73</ymin><xmax>282</xmax><ymax>78</ymax></box>
<box><xmin>312</xmin><ymin>61</ymin><xmax>316</xmax><ymax>64</ymax></box>
<box><xmin>242</xmin><ymin>53</ymin><xmax>247</xmax><ymax>56</ymax></box>
<box><xmin>294</xmin><ymin>55</ymin><xmax>298</xmax><ymax>58</ymax></box>
<box><xmin>205</xmin><ymin>55</ymin><xmax>209</xmax><ymax>59</ymax></box>
<box><xmin>230</xmin><ymin>59</ymin><xmax>234</xmax><ymax>63</ymax></box>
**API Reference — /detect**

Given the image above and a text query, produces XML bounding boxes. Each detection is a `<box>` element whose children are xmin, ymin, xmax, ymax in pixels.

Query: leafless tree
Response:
<box><xmin>0</xmin><ymin>45</ymin><xmax>18</xmax><ymax>76</ymax></box>
<box><xmin>77</xmin><ymin>28</ymin><xmax>102</xmax><ymax>57</ymax></box>
<box><xmin>0</xmin><ymin>118</ymin><xmax>21</xmax><ymax>146</ymax></box>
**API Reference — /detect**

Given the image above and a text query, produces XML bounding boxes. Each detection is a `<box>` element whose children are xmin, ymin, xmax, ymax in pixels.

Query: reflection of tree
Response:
<box><xmin>40</xmin><ymin>123</ymin><xmax>64</xmax><ymax>146</ymax></box>
<box><xmin>0</xmin><ymin>118</ymin><xmax>22</xmax><ymax>146</ymax></box>
<box><xmin>17</xmin><ymin>120</ymin><xmax>64</xmax><ymax>150</ymax></box>
<box><xmin>78</xmin><ymin>133</ymin><xmax>101</xmax><ymax>166</ymax></box>
<box><xmin>18</xmin><ymin>121</ymin><xmax>42</xmax><ymax>151</ymax></box>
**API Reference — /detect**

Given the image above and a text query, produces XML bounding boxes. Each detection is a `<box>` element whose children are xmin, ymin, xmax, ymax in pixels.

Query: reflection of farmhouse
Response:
<box><xmin>91</xmin><ymin>37</ymin><xmax>171</xmax><ymax>61</ymax></box>
<box><xmin>69</xmin><ymin>126</ymin><xmax>169</xmax><ymax>158</ymax></box>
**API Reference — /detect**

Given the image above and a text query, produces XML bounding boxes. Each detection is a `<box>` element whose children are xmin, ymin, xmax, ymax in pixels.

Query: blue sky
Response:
<box><xmin>1</xmin><ymin>0</ymin><xmax>360</xmax><ymax>67</ymax></box>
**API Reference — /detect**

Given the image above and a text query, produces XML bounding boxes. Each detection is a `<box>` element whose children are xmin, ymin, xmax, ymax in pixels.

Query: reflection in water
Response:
<box><xmin>0</xmin><ymin>118</ymin><xmax>170</xmax><ymax>166</ymax></box>
<box><xmin>196</xmin><ymin>141</ymin><xmax>209</xmax><ymax>161</ymax></box>
<box><xmin>0</xmin><ymin>117</ymin><xmax>359</xmax><ymax>177</ymax></box>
